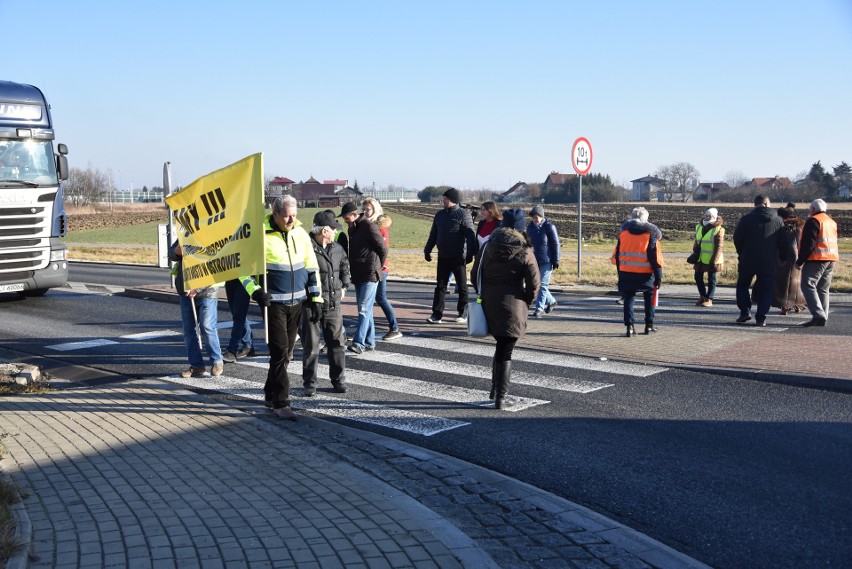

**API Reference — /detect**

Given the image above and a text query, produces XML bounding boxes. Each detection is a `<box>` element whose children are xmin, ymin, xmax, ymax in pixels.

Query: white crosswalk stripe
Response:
<box><xmin>398</xmin><ymin>335</ymin><xmax>666</xmax><ymax>377</ymax></box>
<box><xmin>239</xmin><ymin>359</ymin><xmax>548</xmax><ymax>412</ymax></box>
<box><xmin>161</xmin><ymin>373</ymin><xmax>469</xmax><ymax>436</ymax></box>
<box><xmin>357</xmin><ymin>349</ymin><xmax>613</xmax><ymax>394</ymax></box>
<box><xmin>47</xmin><ymin>339</ymin><xmax>118</xmax><ymax>351</ymax></box>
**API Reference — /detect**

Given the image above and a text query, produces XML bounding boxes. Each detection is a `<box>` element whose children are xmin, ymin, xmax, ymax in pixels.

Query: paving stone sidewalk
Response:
<box><xmin>0</xmin><ymin>380</ymin><xmax>708</xmax><ymax>569</ymax></box>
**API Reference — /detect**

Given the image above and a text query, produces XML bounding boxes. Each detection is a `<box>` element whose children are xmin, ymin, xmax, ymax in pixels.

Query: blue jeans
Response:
<box><xmin>375</xmin><ymin>272</ymin><xmax>399</xmax><ymax>331</ymax></box>
<box><xmin>180</xmin><ymin>295</ymin><xmax>222</xmax><ymax>367</ymax></box>
<box><xmin>694</xmin><ymin>270</ymin><xmax>717</xmax><ymax>300</ymax></box>
<box><xmin>225</xmin><ymin>279</ymin><xmax>252</xmax><ymax>353</ymax></box>
<box><xmin>352</xmin><ymin>281</ymin><xmax>378</xmax><ymax>350</ymax></box>
<box><xmin>736</xmin><ymin>271</ymin><xmax>774</xmax><ymax>321</ymax></box>
<box><xmin>534</xmin><ymin>262</ymin><xmax>556</xmax><ymax>311</ymax></box>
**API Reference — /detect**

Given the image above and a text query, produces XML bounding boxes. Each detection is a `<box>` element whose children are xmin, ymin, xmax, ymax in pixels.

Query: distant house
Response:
<box><xmin>543</xmin><ymin>172</ymin><xmax>577</xmax><ymax>195</ymax></box>
<box><xmin>630</xmin><ymin>176</ymin><xmax>666</xmax><ymax>201</ymax></box>
<box><xmin>838</xmin><ymin>184</ymin><xmax>851</xmax><ymax>199</ymax></box>
<box><xmin>744</xmin><ymin>176</ymin><xmax>793</xmax><ymax>192</ymax></box>
<box><xmin>267</xmin><ymin>176</ymin><xmax>360</xmax><ymax>208</ymax></box>
<box><xmin>696</xmin><ymin>182</ymin><xmax>730</xmax><ymax>202</ymax></box>
<box><xmin>499</xmin><ymin>182</ymin><xmax>530</xmax><ymax>202</ymax></box>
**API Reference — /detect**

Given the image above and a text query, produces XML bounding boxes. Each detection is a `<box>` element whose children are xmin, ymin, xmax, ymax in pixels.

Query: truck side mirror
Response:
<box><xmin>57</xmin><ymin>155</ymin><xmax>69</xmax><ymax>180</ymax></box>
<box><xmin>58</xmin><ymin>143</ymin><xmax>68</xmax><ymax>155</ymax></box>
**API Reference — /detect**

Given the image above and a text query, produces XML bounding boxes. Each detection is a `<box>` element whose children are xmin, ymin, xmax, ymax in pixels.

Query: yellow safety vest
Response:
<box><xmin>694</xmin><ymin>224</ymin><xmax>724</xmax><ymax>265</ymax></box>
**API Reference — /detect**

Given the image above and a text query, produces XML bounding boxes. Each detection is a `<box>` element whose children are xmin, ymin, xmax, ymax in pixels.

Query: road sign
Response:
<box><xmin>571</xmin><ymin>137</ymin><xmax>593</xmax><ymax>176</ymax></box>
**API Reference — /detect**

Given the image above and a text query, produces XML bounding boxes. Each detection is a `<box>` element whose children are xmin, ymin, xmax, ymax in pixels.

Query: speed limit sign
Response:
<box><xmin>571</xmin><ymin>137</ymin><xmax>593</xmax><ymax>176</ymax></box>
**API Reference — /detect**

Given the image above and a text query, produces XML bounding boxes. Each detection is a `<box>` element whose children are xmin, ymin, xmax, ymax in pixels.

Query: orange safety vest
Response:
<box><xmin>611</xmin><ymin>230</ymin><xmax>664</xmax><ymax>273</ymax></box>
<box><xmin>805</xmin><ymin>212</ymin><xmax>839</xmax><ymax>262</ymax></box>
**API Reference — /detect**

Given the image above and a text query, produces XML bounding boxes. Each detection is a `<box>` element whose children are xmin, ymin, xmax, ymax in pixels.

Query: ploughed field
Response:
<box><xmin>386</xmin><ymin>202</ymin><xmax>852</xmax><ymax>241</ymax></box>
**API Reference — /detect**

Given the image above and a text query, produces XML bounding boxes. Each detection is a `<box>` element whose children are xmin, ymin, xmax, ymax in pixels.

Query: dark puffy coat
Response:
<box><xmin>527</xmin><ymin>219</ymin><xmax>560</xmax><ymax>266</ymax></box>
<box><xmin>311</xmin><ymin>238</ymin><xmax>351</xmax><ymax>312</ymax></box>
<box><xmin>733</xmin><ymin>206</ymin><xmax>786</xmax><ymax>275</ymax></box>
<box><xmin>347</xmin><ymin>214</ymin><xmax>387</xmax><ymax>284</ymax></box>
<box><xmin>424</xmin><ymin>205</ymin><xmax>477</xmax><ymax>261</ymax></box>
<box><xmin>470</xmin><ymin>227</ymin><xmax>540</xmax><ymax>339</ymax></box>
<box><xmin>772</xmin><ymin>218</ymin><xmax>805</xmax><ymax>309</ymax></box>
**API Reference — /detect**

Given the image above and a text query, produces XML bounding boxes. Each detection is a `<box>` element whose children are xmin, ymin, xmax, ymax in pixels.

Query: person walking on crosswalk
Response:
<box><xmin>471</xmin><ymin>208</ymin><xmax>540</xmax><ymax>409</ymax></box>
<box><xmin>424</xmin><ymin>188</ymin><xmax>478</xmax><ymax>324</ymax></box>
<box><xmin>301</xmin><ymin>210</ymin><xmax>351</xmax><ymax>395</ymax></box>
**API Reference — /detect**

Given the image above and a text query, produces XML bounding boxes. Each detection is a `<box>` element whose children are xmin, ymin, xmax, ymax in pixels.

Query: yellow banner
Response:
<box><xmin>165</xmin><ymin>153</ymin><xmax>265</xmax><ymax>290</ymax></box>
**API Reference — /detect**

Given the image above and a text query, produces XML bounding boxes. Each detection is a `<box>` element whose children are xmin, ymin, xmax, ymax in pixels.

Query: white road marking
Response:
<box><xmin>399</xmin><ymin>336</ymin><xmax>667</xmax><ymax>377</ymax></box>
<box><xmin>237</xmin><ymin>359</ymin><xmax>547</xmax><ymax>411</ymax></box>
<box><xmin>47</xmin><ymin>339</ymin><xmax>119</xmax><ymax>351</ymax></box>
<box><xmin>357</xmin><ymin>350</ymin><xmax>611</xmax><ymax>394</ymax></box>
<box><xmin>160</xmin><ymin>374</ymin><xmax>469</xmax><ymax>436</ymax></box>
<box><xmin>121</xmin><ymin>330</ymin><xmax>183</xmax><ymax>340</ymax></box>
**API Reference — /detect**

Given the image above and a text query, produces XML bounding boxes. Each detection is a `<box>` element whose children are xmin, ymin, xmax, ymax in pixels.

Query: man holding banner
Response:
<box><xmin>165</xmin><ymin>154</ymin><xmax>266</xmax><ymax>390</ymax></box>
<box><xmin>241</xmin><ymin>194</ymin><xmax>323</xmax><ymax>420</ymax></box>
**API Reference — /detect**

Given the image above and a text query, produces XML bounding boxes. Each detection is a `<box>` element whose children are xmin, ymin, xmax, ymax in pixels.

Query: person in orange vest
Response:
<box><xmin>611</xmin><ymin>207</ymin><xmax>664</xmax><ymax>337</ymax></box>
<box><xmin>795</xmin><ymin>199</ymin><xmax>839</xmax><ymax>327</ymax></box>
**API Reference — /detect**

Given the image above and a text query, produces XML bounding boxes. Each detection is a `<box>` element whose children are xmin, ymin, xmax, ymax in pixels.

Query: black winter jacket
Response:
<box><xmin>733</xmin><ymin>206</ymin><xmax>786</xmax><ymax>275</ymax></box>
<box><xmin>347</xmin><ymin>214</ymin><xmax>388</xmax><ymax>284</ymax></box>
<box><xmin>424</xmin><ymin>205</ymin><xmax>477</xmax><ymax>261</ymax></box>
<box><xmin>311</xmin><ymin>239</ymin><xmax>351</xmax><ymax>312</ymax></box>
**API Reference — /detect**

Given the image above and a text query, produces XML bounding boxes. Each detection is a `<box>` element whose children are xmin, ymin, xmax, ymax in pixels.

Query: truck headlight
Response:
<box><xmin>50</xmin><ymin>249</ymin><xmax>66</xmax><ymax>262</ymax></box>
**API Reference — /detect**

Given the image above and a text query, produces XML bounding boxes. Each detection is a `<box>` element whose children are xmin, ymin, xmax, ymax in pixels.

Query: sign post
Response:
<box><xmin>571</xmin><ymin>137</ymin><xmax>593</xmax><ymax>278</ymax></box>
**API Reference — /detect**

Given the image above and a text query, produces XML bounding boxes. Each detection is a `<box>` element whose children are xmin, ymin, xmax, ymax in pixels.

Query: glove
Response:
<box><xmin>424</xmin><ymin>252</ymin><xmax>432</xmax><ymax>262</ymax></box>
<box><xmin>653</xmin><ymin>279</ymin><xmax>661</xmax><ymax>289</ymax></box>
<box><xmin>251</xmin><ymin>290</ymin><xmax>272</xmax><ymax>307</ymax></box>
<box><xmin>552</xmin><ymin>262</ymin><xmax>559</xmax><ymax>270</ymax></box>
<box><xmin>306</xmin><ymin>300</ymin><xmax>322</xmax><ymax>323</ymax></box>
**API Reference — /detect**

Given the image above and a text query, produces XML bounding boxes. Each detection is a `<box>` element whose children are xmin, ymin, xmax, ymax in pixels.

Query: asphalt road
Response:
<box><xmin>1</xmin><ymin>262</ymin><xmax>850</xmax><ymax>568</ymax></box>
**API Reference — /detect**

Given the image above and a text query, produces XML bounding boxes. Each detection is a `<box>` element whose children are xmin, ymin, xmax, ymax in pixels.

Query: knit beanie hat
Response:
<box><xmin>443</xmin><ymin>187</ymin><xmax>461</xmax><ymax>204</ymax></box>
<box><xmin>501</xmin><ymin>208</ymin><xmax>527</xmax><ymax>232</ymax></box>
<box><xmin>530</xmin><ymin>205</ymin><xmax>544</xmax><ymax>218</ymax></box>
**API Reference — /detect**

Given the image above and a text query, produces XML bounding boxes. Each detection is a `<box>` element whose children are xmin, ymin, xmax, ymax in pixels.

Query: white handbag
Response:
<box><xmin>466</xmin><ymin>244</ymin><xmax>489</xmax><ymax>337</ymax></box>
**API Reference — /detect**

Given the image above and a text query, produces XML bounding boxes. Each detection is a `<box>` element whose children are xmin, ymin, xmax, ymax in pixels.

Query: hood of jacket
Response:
<box><xmin>783</xmin><ymin>217</ymin><xmax>804</xmax><ymax>230</ymax></box>
<box><xmin>486</xmin><ymin>227</ymin><xmax>528</xmax><ymax>263</ymax></box>
<box><xmin>376</xmin><ymin>214</ymin><xmax>393</xmax><ymax>229</ymax></box>
<box><xmin>620</xmin><ymin>218</ymin><xmax>661</xmax><ymax>238</ymax></box>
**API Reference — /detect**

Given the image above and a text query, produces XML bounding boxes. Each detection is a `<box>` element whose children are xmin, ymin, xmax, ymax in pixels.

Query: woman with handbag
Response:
<box><xmin>690</xmin><ymin>208</ymin><xmax>724</xmax><ymax>307</ymax></box>
<box><xmin>470</xmin><ymin>208</ymin><xmax>540</xmax><ymax>409</ymax></box>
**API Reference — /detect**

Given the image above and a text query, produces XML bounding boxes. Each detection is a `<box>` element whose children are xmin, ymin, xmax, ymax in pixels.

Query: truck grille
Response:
<box><xmin>0</xmin><ymin>203</ymin><xmax>52</xmax><ymax>273</ymax></box>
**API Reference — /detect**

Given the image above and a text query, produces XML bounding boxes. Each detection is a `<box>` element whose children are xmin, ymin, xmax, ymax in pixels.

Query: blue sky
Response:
<box><xmin>4</xmin><ymin>0</ymin><xmax>850</xmax><ymax>192</ymax></box>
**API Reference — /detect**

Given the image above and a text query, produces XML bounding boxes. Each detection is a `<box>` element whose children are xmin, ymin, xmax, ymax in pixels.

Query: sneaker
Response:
<box><xmin>454</xmin><ymin>314</ymin><xmax>467</xmax><ymax>323</ymax></box>
<box><xmin>211</xmin><ymin>361</ymin><xmax>224</xmax><ymax>376</ymax></box>
<box><xmin>347</xmin><ymin>344</ymin><xmax>363</xmax><ymax>355</ymax></box>
<box><xmin>180</xmin><ymin>366</ymin><xmax>207</xmax><ymax>378</ymax></box>
<box><xmin>532</xmin><ymin>310</ymin><xmax>543</xmax><ymax>318</ymax></box>
<box><xmin>544</xmin><ymin>300</ymin><xmax>558</xmax><ymax>314</ymax></box>
<box><xmin>755</xmin><ymin>320</ymin><xmax>766</xmax><ymax>327</ymax></box>
<box><xmin>303</xmin><ymin>385</ymin><xmax>316</xmax><ymax>397</ymax></box>
<box><xmin>802</xmin><ymin>318</ymin><xmax>827</xmax><ymax>327</ymax></box>
<box><xmin>426</xmin><ymin>315</ymin><xmax>442</xmax><ymax>324</ymax></box>
<box><xmin>222</xmin><ymin>351</ymin><xmax>237</xmax><ymax>363</ymax></box>
<box><xmin>272</xmin><ymin>406</ymin><xmax>297</xmax><ymax>421</ymax></box>
<box><xmin>701</xmin><ymin>299</ymin><xmax>713</xmax><ymax>307</ymax></box>
<box><xmin>331</xmin><ymin>380</ymin><xmax>347</xmax><ymax>394</ymax></box>
<box><xmin>616</xmin><ymin>298</ymin><xmax>624</xmax><ymax>305</ymax></box>
<box><xmin>695</xmin><ymin>298</ymin><xmax>705</xmax><ymax>306</ymax></box>
<box><xmin>236</xmin><ymin>346</ymin><xmax>255</xmax><ymax>358</ymax></box>
<box><xmin>383</xmin><ymin>329</ymin><xmax>403</xmax><ymax>341</ymax></box>
<box><xmin>736</xmin><ymin>314</ymin><xmax>752</xmax><ymax>324</ymax></box>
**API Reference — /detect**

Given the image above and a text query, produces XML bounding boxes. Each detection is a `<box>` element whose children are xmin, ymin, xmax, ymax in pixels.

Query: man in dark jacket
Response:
<box><xmin>423</xmin><ymin>187</ymin><xmax>477</xmax><ymax>323</ymax></box>
<box><xmin>527</xmin><ymin>205</ymin><xmax>560</xmax><ymax>317</ymax></box>
<box><xmin>733</xmin><ymin>194</ymin><xmax>787</xmax><ymax>326</ymax></box>
<box><xmin>340</xmin><ymin>202</ymin><xmax>387</xmax><ymax>354</ymax></box>
<box><xmin>301</xmin><ymin>210</ymin><xmax>351</xmax><ymax>394</ymax></box>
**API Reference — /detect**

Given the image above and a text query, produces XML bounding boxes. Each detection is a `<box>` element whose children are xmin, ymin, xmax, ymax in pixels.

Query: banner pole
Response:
<box><xmin>189</xmin><ymin>294</ymin><xmax>203</xmax><ymax>350</ymax></box>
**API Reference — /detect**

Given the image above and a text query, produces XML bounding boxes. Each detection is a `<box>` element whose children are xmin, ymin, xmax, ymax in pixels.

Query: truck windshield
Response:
<box><xmin>0</xmin><ymin>139</ymin><xmax>58</xmax><ymax>187</ymax></box>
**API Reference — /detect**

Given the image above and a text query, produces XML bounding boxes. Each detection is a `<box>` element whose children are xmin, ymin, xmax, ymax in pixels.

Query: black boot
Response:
<box><xmin>489</xmin><ymin>357</ymin><xmax>497</xmax><ymax>400</ymax></box>
<box><xmin>625</xmin><ymin>324</ymin><xmax>636</xmax><ymax>337</ymax></box>
<box><xmin>644</xmin><ymin>323</ymin><xmax>658</xmax><ymax>334</ymax></box>
<box><xmin>494</xmin><ymin>360</ymin><xmax>512</xmax><ymax>409</ymax></box>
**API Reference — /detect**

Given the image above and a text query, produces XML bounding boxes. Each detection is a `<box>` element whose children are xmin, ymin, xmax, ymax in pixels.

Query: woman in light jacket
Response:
<box><xmin>470</xmin><ymin>208</ymin><xmax>540</xmax><ymax>409</ymax></box>
<box><xmin>691</xmin><ymin>208</ymin><xmax>724</xmax><ymax>307</ymax></box>
<box><xmin>363</xmin><ymin>197</ymin><xmax>401</xmax><ymax>340</ymax></box>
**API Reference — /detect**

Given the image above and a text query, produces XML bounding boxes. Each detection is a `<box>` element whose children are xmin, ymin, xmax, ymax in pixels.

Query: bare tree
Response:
<box><xmin>655</xmin><ymin>162</ymin><xmax>701</xmax><ymax>202</ymax></box>
<box><xmin>64</xmin><ymin>166</ymin><xmax>110</xmax><ymax>206</ymax></box>
<box><xmin>724</xmin><ymin>169</ymin><xmax>748</xmax><ymax>189</ymax></box>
